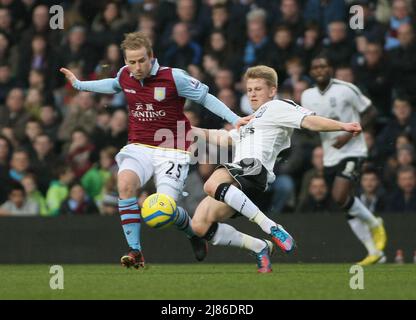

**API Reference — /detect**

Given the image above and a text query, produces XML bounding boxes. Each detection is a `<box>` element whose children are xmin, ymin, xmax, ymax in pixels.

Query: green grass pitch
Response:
<box><xmin>0</xmin><ymin>264</ymin><xmax>415</xmax><ymax>300</ymax></box>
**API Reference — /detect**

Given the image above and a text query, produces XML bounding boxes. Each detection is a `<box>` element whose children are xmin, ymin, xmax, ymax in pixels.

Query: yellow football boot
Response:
<box><xmin>370</xmin><ymin>217</ymin><xmax>387</xmax><ymax>251</ymax></box>
<box><xmin>357</xmin><ymin>253</ymin><xmax>386</xmax><ymax>266</ymax></box>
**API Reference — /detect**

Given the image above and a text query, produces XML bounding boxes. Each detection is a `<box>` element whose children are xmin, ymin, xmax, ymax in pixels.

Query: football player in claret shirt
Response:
<box><xmin>191</xmin><ymin>65</ymin><xmax>362</xmax><ymax>273</ymax></box>
<box><xmin>60</xmin><ymin>32</ymin><xmax>251</xmax><ymax>269</ymax></box>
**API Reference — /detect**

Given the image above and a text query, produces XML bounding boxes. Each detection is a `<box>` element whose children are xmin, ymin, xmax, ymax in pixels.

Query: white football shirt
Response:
<box><xmin>229</xmin><ymin>99</ymin><xmax>315</xmax><ymax>183</ymax></box>
<box><xmin>301</xmin><ymin>79</ymin><xmax>371</xmax><ymax>167</ymax></box>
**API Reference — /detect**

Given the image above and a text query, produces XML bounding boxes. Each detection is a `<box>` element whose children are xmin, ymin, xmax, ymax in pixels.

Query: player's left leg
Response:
<box><xmin>192</xmin><ymin>196</ymin><xmax>274</xmax><ymax>273</ymax></box>
<box><xmin>332</xmin><ymin>176</ymin><xmax>386</xmax><ymax>264</ymax></box>
<box><xmin>203</xmin><ymin>167</ymin><xmax>295</xmax><ymax>253</ymax></box>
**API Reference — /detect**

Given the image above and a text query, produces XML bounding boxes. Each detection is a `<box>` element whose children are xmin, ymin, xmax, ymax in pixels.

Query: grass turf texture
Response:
<box><xmin>0</xmin><ymin>264</ymin><xmax>415</xmax><ymax>300</ymax></box>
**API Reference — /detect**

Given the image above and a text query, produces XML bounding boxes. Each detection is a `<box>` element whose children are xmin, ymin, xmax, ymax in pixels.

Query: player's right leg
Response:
<box><xmin>328</xmin><ymin>161</ymin><xmax>386</xmax><ymax>264</ymax></box>
<box><xmin>192</xmin><ymin>196</ymin><xmax>274</xmax><ymax>273</ymax></box>
<box><xmin>116</xmin><ymin>146</ymin><xmax>154</xmax><ymax>269</ymax></box>
<box><xmin>203</xmin><ymin>166</ymin><xmax>295</xmax><ymax>253</ymax></box>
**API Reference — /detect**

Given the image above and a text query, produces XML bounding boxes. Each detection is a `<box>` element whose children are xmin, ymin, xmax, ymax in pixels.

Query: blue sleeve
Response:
<box><xmin>172</xmin><ymin>68</ymin><xmax>239</xmax><ymax>125</ymax></box>
<box><xmin>72</xmin><ymin>67</ymin><xmax>123</xmax><ymax>94</ymax></box>
<box><xmin>172</xmin><ymin>68</ymin><xmax>209</xmax><ymax>104</ymax></box>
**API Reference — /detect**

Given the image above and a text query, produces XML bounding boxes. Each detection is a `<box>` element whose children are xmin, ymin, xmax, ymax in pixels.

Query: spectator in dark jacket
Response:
<box><xmin>376</xmin><ymin>97</ymin><xmax>416</xmax><ymax>159</ymax></box>
<box><xmin>296</xmin><ymin>175</ymin><xmax>341</xmax><ymax>213</ymax></box>
<box><xmin>60</xmin><ymin>182</ymin><xmax>99</xmax><ymax>215</ymax></box>
<box><xmin>385</xmin><ymin>166</ymin><xmax>416</xmax><ymax>213</ymax></box>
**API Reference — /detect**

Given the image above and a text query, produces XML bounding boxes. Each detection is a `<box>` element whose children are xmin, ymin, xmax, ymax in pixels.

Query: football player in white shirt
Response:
<box><xmin>191</xmin><ymin>65</ymin><xmax>362</xmax><ymax>273</ymax></box>
<box><xmin>301</xmin><ymin>55</ymin><xmax>387</xmax><ymax>266</ymax></box>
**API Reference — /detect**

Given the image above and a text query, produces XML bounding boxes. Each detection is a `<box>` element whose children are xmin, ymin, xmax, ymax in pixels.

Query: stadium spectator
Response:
<box><xmin>9</xmin><ymin>149</ymin><xmax>30</xmax><ymax>183</ymax></box>
<box><xmin>65</xmin><ymin>128</ymin><xmax>95</xmax><ymax>179</ymax></box>
<box><xmin>59</xmin><ymin>182</ymin><xmax>99</xmax><ymax>215</ymax></box>
<box><xmin>17</xmin><ymin>35</ymin><xmax>54</xmax><ymax>88</ymax></box>
<box><xmin>163</xmin><ymin>22</ymin><xmax>202</xmax><ymax>69</ymax></box>
<box><xmin>57</xmin><ymin>25</ymin><xmax>97</xmax><ymax>80</ymax></box>
<box><xmin>296</xmin><ymin>175</ymin><xmax>340</xmax><ymax>213</ymax></box>
<box><xmin>160</xmin><ymin>0</ymin><xmax>205</xmax><ymax>48</ymax></box>
<box><xmin>268</xmin><ymin>25</ymin><xmax>298</xmax><ymax>82</ymax></box>
<box><xmin>276</xmin><ymin>0</ymin><xmax>304</xmax><ymax>40</ymax></box>
<box><xmin>20</xmin><ymin>118</ymin><xmax>43</xmax><ymax>152</ymax></box>
<box><xmin>388</xmin><ymin>23</ymin><xmax>416</xmax><ymax>105</ymax></box>
<box><xmin>240</xmin><ymin>8</ymin><xmax>272</xmax><ymax>71</ymax></box>
<box><xmin>322</xmin><ymin>21</ymin><xmax>354</xmax><ymax>68</ymax></box>
<box><xmin>90</xmin><ymin>1</ymin><xmax>130</xmax><ymax>51</ymax></box>
<box><xmin>385</xmin><ymin>0</ymin><xmax>413</xmax><ymax>50</ymax></box>
<box><xmin>204</xmin><ymin>30</ymin><xmax>233</xmax><ymax>68</ymax></box>
<box><xmin>0</xmin><ymin>31</ymin><xmax>18</xmax><ymax>78</ymax></box>
<box><xmin>39</xmin><ymin>105</ymin><xmax>60</xmax><ymax>141</ymax></box>
<box><xmin>385</xmin><ymin>165</ymin><xmax>416</xmax><ymax>212</ymax></box>
<box><xmin>304</xmin><ymin>0</ymin><xmax>347</xmax><ymax>35</ymax></box>
<box><xmin>81</xmin><ymin>146</ymin><xmax>118</xmax><ymax>204</ymax></box>
<box><xmin>0</xmin><ymin>135</ymin><xmax>13</xmax><ymax>204</ymax></box>
<box><xmin>91</xmin><ymin>109</ymin><xmax>128</xmax><ymax>152</ymax></box>
<box><xmin>383</xmin><ymin>144</ymin><xmax>416</xmax><ymax>191</ymax></box>
<box><xmin>0</xmin><ymin>88</ymin><xmax>29</xmax><ymax>142</ymax></box>
<box><xmin>21</xmin><ymin>174</ymin><xmax>48</xmax><ymax>216</ymax></box>
<box><xmin>376</xmin><ymin>97</ymin><xmax>416</xmax><ymax>159</ymax></box>
<box><xmin>30</xmin><ymin>133</ymin><xmax>59</xmax><ymax>195</ymax></box>
<box><xmin>335</xmin><ymin>65</ymin><xmax>355</xmax><ymax>83</ymax></box>
<box><xmin>297</xmin><ymin>22</ymin><xmax>322</xmax><ymax>71</ymax></box>
<box><xmin>99</xmin><ymin>171</ymin><xmax>119</xmax><ymax>215</ymax></box>
<box><xmin>354</xmin><ymin>41</ymin><xmax>393</xmax><ymax>119</ymax></box>
<box><xmin>19</xmin><ymin>4</ymin><xmax>61</xmax><ymax>51</ymax></box>
<box><xmin>299</xmin><ymin>146</ymin><xmax>325</xmax><ymax>203</ymax></box>
<box><xmin>358</xmin><ymin>169</ymin><xmax>386</xmax><ymax>213</ymax></box>
<box><xmin>0</xmin><ymin>182</ymin><xmax>39</xmax><ymax>216</ymax></box>
<box><xmin>46</xmin><ymin>165</ymin><xmax>75</xmax><ymax>216</ymax></box>
<box><xmin>58</xmin><ymin>91</ymin><xmax>97</xmax><ymax>144</ymax></box>
<box><xmin>0</xmin><ymin>7</ymin><xmax>15</xmax><ymax>42</ymax></box>
<box><xmin>24</xmin><ymin>88</ymin><xmax>44</xmax><ymax>119</ymax></box>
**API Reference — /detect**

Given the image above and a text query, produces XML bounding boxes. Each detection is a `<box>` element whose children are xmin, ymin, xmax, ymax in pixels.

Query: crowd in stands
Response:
<box><xmin>1</xmin><ymin>0</ymin><xmax>416</xmax><ymax>216</ymax></box>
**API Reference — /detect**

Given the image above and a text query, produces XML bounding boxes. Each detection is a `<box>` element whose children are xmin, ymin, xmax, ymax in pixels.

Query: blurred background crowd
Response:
<box><xmin>1</xmin><ymin>0</ymin><xmax>416</xmax><ymax>217</ymax></box>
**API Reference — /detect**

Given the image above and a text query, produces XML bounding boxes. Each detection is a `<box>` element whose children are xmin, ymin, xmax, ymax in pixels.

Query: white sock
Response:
<box><xmin>223</xmin><ymin>185</ymin><xmax>277</xmax><ymax>234</ymax></box>
<box><xmin>211</xmin><ymin>223</ymin><xmax>265</xmax><ymax>253</ymax></box>
<box><xmin>223</xmin><ymin>185</ymin><xmax>259</xmax><ymax>219</ymax></box>
<box><xmin>348</xmin><ymin>197</ymin><xmax>379</xmax><ymax>228</ymax></box>
<box><xmin>348</xmin><ymin>218</ymin><xmax>379</xmax><ymax>255</ymax></box>
<box><xmin>252</xmin><ymin>211</ymin><xmax>277</xmax><ymax>234</ymax></box>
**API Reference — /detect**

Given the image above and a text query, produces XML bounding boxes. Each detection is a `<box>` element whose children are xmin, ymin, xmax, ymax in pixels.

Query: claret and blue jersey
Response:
<box><xmin>73</xmin><ymin>59</ymin><xmax>239</xmax><ymax>151</ymax></box>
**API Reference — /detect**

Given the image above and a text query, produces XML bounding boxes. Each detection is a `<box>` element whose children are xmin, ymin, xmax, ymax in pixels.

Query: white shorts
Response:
<box><xmin>115</xmin><ymin>143</ymin><xmax>190</xmax><ymax>201</ymax></box>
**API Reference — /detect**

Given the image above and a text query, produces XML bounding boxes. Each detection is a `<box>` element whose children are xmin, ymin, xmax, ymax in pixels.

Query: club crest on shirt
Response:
<box><xmin>154</xmin><ymin>87</ymin><xmax>166</xmax><ymax>101</ymax></box>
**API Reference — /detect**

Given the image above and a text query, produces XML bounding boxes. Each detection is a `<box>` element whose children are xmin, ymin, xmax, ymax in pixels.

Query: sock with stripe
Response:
<box><xmin>119</xmin><ymin>197</ymin><xmax>141</xmax><ymax>250</ymax></box>
<box><xmin>217</xmin><ymin>184</ymin><xmax>277</xmax><ymax>234</ymax></box>
<box><xmin>174</xmin><ymin>206</ymin><xmax>196</xmax><ymax>238</ymax></box>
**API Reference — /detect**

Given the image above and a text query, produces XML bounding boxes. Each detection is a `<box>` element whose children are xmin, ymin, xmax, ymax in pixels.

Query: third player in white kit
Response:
<box><xmin>301</xmin><ymin>56</ymin><xmax>387</xmax><ymax>266</ymax></box>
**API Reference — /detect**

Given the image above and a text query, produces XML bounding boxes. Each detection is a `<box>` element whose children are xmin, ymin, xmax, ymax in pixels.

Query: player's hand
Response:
<box><xmin>235</xmin><ymin>115</ymin><xmax>253</xmax><ymax>130</ymax></box>
<box><xmin>60</xmin><ymin>67</ymin><xmax>77</xmax><ymax>85</ymax></box>
<box><xmin>342</xmin><ymin>122</ymin><xmax>362</xmax><ymax>136</ymax></box>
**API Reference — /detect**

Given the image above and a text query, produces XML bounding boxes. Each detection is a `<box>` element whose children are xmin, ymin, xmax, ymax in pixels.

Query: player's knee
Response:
<box><xmin>332</xmin><ymin>191</ymin><xmax>348</xmax><ymax>207</ymax></box>
<box><xmin>118</xmin><ymin>178</ymin><xmax>136</xmax><ymax>199</ymax></box>
<box><xmin>192</xmin><ymin>219</ymin><xmax>208</xmax><ymax>237</ymax></box>
<box><xmin>203</xmin><ymin>179</ymin><xmax>217</xmax><ymax>197</ymax></box>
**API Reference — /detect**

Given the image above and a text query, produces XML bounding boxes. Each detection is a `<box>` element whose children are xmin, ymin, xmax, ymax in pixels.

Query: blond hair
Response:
<box><xmin>120</xmin><ymin>32</ymin><xmax>153</xmax><ymax>57</ymax></box>
<box><xmin>244</xmin><ymin>65</ymin><xmax>278</xmax><ymax>88</ymax></box>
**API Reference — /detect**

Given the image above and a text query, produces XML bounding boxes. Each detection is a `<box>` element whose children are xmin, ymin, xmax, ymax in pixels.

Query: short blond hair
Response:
<box><xmin>120</xmin><ymin>31</ymin><xmax>153</xmax><ymax>57</ymax></box>
<box><xmin>244</xmin><ymin>65</ymin><xmax>278</xmax><ymax>88</ymax></box>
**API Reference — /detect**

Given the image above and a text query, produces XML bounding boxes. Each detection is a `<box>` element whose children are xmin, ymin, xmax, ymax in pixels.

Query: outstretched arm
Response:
<box><xmin>60</xmin><ymin>68</ymin><xmax>122</xmax><ymax>94</ymax></box>
<box><xmin>172</xmin><ymin>69</ymin><xmax>251</xmax><ymax>129</ymax></box>
<box><xmin>191</xmin><ymin>126</ymin><xmax>233</xmax><ymax>148</ymax></box>
<box><xmin>301</xmin><ymin>115</ymin><xmax>362</xmax><ymax>136</ymax></box>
